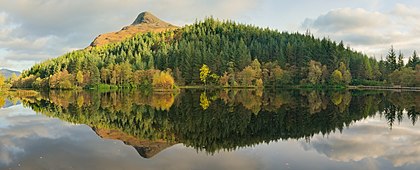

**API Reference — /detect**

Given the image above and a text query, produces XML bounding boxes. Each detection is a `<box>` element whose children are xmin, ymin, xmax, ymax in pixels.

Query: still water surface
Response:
<box><xmin>0</xmin><ymin>89</ymin><xmax>419</xmax><ymax>170</ymax></box>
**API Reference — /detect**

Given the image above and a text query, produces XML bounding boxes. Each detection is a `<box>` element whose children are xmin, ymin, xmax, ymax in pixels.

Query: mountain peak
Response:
<box><xmin>89</xmin><ymin>11</ymin><xmax>178</xmax><ymax>47</ymax></box>
<box><xmin>132</xmin><ymin>11</ymin><xmax>164</xmax><ymax>25</ymax></box>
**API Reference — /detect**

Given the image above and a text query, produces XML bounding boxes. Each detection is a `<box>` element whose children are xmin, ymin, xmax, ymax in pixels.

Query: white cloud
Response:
<box><xmin>0</xmin><ymin>12</ymin><xmax>7</xmax><ymax>24</ymax></box>
<box><xmin>301</xmin><ymin>4</ymin><xmax>420</xmax><ymax>60</ymax></box>
<box><xmin>392</xmin><ymin>3</ymin><xmax>420</xmax><ymax>19</ymax></box>
<box><xmin>302</xmin><ymin>8</ymin><xmax>388</xmax><ymax>33</ymax></box>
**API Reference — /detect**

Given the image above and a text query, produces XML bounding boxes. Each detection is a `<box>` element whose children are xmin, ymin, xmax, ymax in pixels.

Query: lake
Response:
<box><xmin>0</xmin><ymin>89</ymin><xmax>419</xmax><ymax>170</ymax></box>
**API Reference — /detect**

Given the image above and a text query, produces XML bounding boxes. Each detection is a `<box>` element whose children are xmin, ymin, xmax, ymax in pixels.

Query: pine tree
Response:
<box><xmin>407</xmin><ymin>50</ymin><xmax>419</xmax><ymax>69</ymax></box>
<box><xmin>148</xmin><ymin>55</ymin><xmax>155</xmax><ymax>70</ymax></box>
<box><xmin>397</xmin><ymin>51</ymin><xmax>404</xmax><ymax>70</ymax></box>
<box><xmin>285</xmin><ymin>42</ymin><xmax>296</xmax><ymax>66</ymax></box>
<box><xmin>386</xmin><ymin>46</ymin><xmax>397</xmax><ymax>72</ymax></box>
<box><xmin>236</xmin><ymin>39</ymin><xmax>251</xmax><ymax>71</ymax></box>
<box><xmin>121</xmin><ymin>61</ymin><xmax>133</xmax><ymax>85</ymax></box>
<box><xmin>90</xmin><ymin>64</ymin><xmax>100</xmax><ymax>86</ymax></box>
<box><xmin>363</xmin><ymin>57</ymin><xmax>373</xmax><ymax>79</ymax></box>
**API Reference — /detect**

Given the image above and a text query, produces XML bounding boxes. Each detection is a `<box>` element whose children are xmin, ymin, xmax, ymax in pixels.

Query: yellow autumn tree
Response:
<box><xmin>330</xmin><ymin>70</ymin><xmax>343</xmax><ymax>84</ymax></box>
<box><xmin>200</xmin><ymin>92</ymin><xmax>210</xmax><ymax>110</ymax></box>
<box><xmin>0</xmin><ymin>74</ymin><xmax>5</xmax><ymax>88</ymax></box>
<box><xmin>152</xmin><ymin>71</ymin><xmax>175</xmax><ymax>90</ymax></box>
<box><xmin>0</xmin><ymin>95</ymin><xmax>4</xmax><ymax>107</ymax></box>
<box><xmin>200</xmin><ymin>64</ymin><xmax>210</xmax><ymax>86</ymax></box>
<box><xmin>76</xmin><ymin>71</ymin><xmax>84</xmax><ymax>87</ymax></box>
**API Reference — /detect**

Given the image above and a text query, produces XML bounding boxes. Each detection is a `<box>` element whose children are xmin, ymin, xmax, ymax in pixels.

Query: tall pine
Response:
<box><xmin>397</xmin><ymin>51</ymin><xmax>404</xmax><ymax>70</ymax></box>
<box><xmin>386</xmin><ymin>46</ymin><xmax>397</xmax><ymax>73</ymax></box>
<box><xmin>407</xmin><ymin>50</ymin><xmax>419</xmax><ymax>69</ymax></box>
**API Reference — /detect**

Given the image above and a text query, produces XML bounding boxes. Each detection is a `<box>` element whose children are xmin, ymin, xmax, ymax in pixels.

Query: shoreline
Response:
<box><xmin>5</xmin><ymin>85</ymin><xmax>420</xmax><ymax>92</ymax></box>
<box><xmin>348</xmin><ymin>85</ymin><xmax>420</xmax><ymax>91</ymax></box>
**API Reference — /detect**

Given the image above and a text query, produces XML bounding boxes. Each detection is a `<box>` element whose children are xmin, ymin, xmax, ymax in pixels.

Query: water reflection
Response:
<box><xmin>7</xmin><ymin>89</ymin><xmax>419</xmax><ymax>159</ymax></box>
<box><xmin>302</xmin><ymin>114</ymin><xmax>420</xmax><ymax>168</ymax></box>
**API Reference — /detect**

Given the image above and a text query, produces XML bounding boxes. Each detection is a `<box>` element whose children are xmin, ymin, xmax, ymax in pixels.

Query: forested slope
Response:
<box><xmin>13</xmin><ymin>17</ymin><xmax>419</xmax><ymax>89</ymax></box>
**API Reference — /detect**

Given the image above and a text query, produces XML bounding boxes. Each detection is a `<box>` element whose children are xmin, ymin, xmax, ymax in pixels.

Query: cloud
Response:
<box><xmin>147</xmin><ymin>0</ymin><xmax>258</xmax><ymax>25</ymax></box>
<box><xmin>302</xmin><ymin>8</ymin><xmax>388</xmax><ymax>33</ymax></box>
<box><xmin>392</xmin><ymin>3</ymin><xmax>420</xmax><ymax>20</ymax></box>
<box><xmin>0</xmin><ymin>12</ymin><xmax>7</xmax><ymax>24</ymax></box>
<box><xmin>301</xmin><ymin>4</ymin><xmax>420</xmax><ymax>60</ymax></box>
<box><xmin>302</xmin><ymin>116</ymin><xmax>420</xmax><ymax>167</ymax></box>
<box><xmin>0</xmin><ymin>106</ymin><xmax>72</xmax><ymax>166</ymax></box>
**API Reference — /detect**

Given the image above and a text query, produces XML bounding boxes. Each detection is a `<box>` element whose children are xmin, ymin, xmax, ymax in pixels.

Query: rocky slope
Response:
<box><xmin>89</xmin><ymin>12</ymin><xmax>178</xmax><ymax>47</ymax></box>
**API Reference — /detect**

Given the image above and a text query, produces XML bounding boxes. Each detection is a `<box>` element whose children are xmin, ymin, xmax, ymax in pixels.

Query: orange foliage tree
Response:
<box><xmin>152</xmin><ymin>71</ymin><xmax>175</xmax><ymax>89</ymax></box>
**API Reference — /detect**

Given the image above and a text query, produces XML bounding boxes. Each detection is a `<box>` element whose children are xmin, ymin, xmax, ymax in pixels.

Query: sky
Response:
<box><xmin>1</xmin><ymin>0</ymin><xmax>420</xmax><ymax>71</ymax></box>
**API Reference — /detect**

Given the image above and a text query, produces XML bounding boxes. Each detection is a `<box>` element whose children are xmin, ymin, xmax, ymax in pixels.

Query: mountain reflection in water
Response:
<box><xmin>7</xmin><ymin>89</ymin><xmax>419</xmax><ymax>159</ymax></box>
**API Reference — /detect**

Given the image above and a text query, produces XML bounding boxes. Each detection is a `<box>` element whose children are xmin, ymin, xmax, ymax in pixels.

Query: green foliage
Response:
<box><xmin>16</xmin><ymin>18</ymin><xmax>408</xmax><ymax>88</ymax></box>
<box><xmin>407</xmin><ymin>50</ymin><xmax>419</xmax><ymax>69</ymax></box>
<box><xmin>386</xmin><ymin>46</ymin><xmax>398</xmax><ymax>73</ymax></box>
<box><xmin>307</xmin><ymin>60</ymin><xmax>325</xmax><ymax>84</ymax></box>
<box><xmin>334</xmin><ymin>62</ymin><xmax>351</xmax><ymax>84</ymax></box>
<box><xmin>351</xmin><ymin>79</ymin><xmax>385</xmax><ymax>86</ymax></box>
<box><xmin>76</xmin><ymin>71</ymin><xmax>84</xmax><ymax>86</ymax></box>
<box><xmin>398</xmin><ymin>51</ymin><xmax>404</xmax><ymax>70</ymax></box>
<box><xmin>388</xmin><ymin>67</ymin><xmax>419</xmax><ymax>87</ymax></box>
<box><xmin>330</xmin><ymin>70</ymin><xmax>343</xmax><ymax>84</ymax></box>
<box><xmin>49</xmin><ymin>70</ymin><xmax>75</xmax><ymax>89</ymax></box>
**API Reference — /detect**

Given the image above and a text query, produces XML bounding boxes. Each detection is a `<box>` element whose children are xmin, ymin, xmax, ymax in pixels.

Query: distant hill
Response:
<box><xmin>89</xmin><ymin>11</ymin><xmax>178</xmax><ymax>47</ymax></box>
<box><xmin>0</xmin><ymin>69</ymin><xmax>20</xmax><ymax>79</ymax></box>
<box><xmin>2</xmin><ymin>100</ymin><xmax>21</xmax><ymax>108</ymax></box>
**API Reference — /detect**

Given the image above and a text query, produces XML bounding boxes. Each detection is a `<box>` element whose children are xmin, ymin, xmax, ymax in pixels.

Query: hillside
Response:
<box><xmin>0</xmin><ymin>69</ymin><xmax>20</xmax><ymax>79</ymax></box>
<box><xmin>89</xmin><ymin>12</ymin><xmax>178</xmax><ymax>47</ymax></box>
<box><xmin>13</xmin><ymin>12</ymin><xmax>419</xmax><ymax>89</ymax></box>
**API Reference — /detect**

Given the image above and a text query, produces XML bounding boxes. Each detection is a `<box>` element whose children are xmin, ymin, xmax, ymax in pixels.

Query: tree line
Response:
<box><xmin>12</xmin><ymin>18</ymin><xmax>420</xmax><ymax>89</ymax></box>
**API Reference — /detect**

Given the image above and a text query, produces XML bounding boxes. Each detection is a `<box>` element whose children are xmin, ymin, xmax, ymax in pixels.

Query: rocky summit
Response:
<box><xmin>89</xmin><ymin>12</ymin><xmax>178</xmax><ymax>47</ymax></box>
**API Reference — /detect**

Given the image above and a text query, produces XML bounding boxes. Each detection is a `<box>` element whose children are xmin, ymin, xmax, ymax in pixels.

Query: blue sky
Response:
<box><xmin>1</xmin><ymin>0</ymin><xmax>420</xmax><ymax>71</ymax></box>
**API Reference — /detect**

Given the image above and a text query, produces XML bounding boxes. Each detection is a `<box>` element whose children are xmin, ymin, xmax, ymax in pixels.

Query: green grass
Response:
<box><xmin>351</xmin><ymin>79</ymin><xmax>386</xmax><ymax>86</ymax></box>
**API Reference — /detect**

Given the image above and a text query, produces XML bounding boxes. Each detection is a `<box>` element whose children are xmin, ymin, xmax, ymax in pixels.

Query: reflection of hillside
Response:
<box><xmin>1</xmin><ymin>100</ymin><xmax>21</xmax><ymax>108</ymax></box>
<box><xmin>15</xmin><ymin>90</ymin><xmax>177</xmax><ymax>158</ymax></box>
<box><xmin>12</xmin><ymin>90</ymin><xmax>420</xmax><ymax>155</ymax></box>
<box><xmin>0</xmin><ymin>90</ymin><xmax>29</xmax><ymax>107</ymax></box>
<box><xmin>45</xmin><ymin>90</ymin><xmax>176</xmax><ymax>111</ymax></box>
<box><xmin>92</xmin><ymin>127</ymin><xmax>176</xmax><ymax>158</ymax></box>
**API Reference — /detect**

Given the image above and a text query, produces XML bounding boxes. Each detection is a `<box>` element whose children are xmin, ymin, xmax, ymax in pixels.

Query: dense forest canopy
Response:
<box><xmin>12</xmin><ymin>18</ymin><xmax>420</xmax><ymax>89</ymax></box>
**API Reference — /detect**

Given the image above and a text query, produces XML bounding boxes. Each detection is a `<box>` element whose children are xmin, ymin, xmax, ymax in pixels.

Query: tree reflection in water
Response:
<box><xmin>7</xmin><ymin>89</ymin><xmax>420</xmax><ymax>157</ymax></box>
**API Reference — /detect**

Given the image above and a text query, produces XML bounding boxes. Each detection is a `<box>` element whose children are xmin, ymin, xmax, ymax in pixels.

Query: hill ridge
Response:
<box><xmin>131</xmin><ymin>11</ymin><xmax>167</xmax><ymax>25</ymax></box>
<box><xmin>0</xmin><ymin>69</ymin><xmax>20</xmax><ymax>79</ymax></box>
<box><xmin>89</xmin><ymin>11</ymin><xmax>178</xmax><ymax>47</ymax></box>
